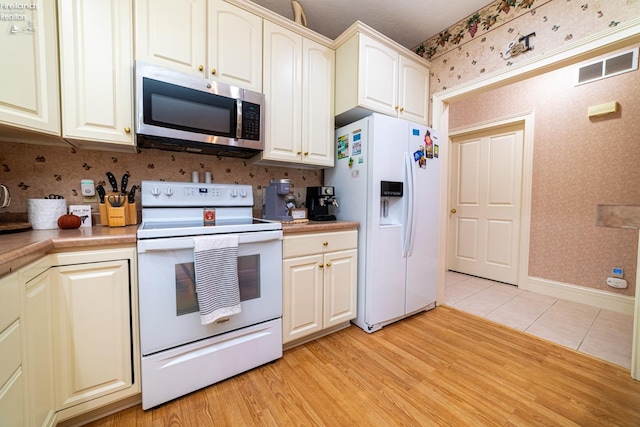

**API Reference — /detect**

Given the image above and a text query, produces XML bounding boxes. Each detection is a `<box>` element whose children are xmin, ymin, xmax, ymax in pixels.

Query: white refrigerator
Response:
<box><xmin>325</xmin><ymin>113</ymin><xmax>441</xmax><ymax>333</ymax></box>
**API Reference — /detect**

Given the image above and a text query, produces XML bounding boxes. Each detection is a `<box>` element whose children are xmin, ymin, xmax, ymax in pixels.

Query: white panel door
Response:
<box><xmin>448</xmin><ymin>125</ymin><xmax>523</xmax><ymax>284</ymax></box>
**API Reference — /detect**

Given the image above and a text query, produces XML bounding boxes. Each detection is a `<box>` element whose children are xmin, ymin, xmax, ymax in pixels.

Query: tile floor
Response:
<box><xmin>445</xmin><ymin>270</ymin><xmax>634</xmax><ymax>369</ymax></box>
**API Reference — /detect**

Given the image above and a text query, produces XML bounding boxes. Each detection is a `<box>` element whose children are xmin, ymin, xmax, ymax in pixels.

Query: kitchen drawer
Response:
<box><xmin>0</xmin><ymin>273</ymin><xmax>19</xmax><ymax>332</ymax></box>
<box><xmin>283</xmin><ymin>230</ymin><xmax>357</xmax><ymax>258</ymax></box>
<box><xmin>0</xmin><ymin>321</ymin><xmax>21</xmax><ymax>387</ymax></box>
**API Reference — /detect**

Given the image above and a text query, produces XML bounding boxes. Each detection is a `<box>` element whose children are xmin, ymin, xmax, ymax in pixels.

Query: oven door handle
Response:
<box><xmin>138</xmin><ymin>230</ymin><xmax>282</xmax><ymax>252</ymax></box>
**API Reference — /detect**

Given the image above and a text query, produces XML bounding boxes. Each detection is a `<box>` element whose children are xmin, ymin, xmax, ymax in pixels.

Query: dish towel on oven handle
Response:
<box><xmin>193</xmin><ymin>234</ymin><xmax>241</xmax><ymax>325</ymax></box>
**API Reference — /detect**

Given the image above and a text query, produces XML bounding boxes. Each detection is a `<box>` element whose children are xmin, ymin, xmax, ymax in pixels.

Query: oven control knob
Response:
<box><xmin>164</xmin><ymin>187</ymin><xmax>174</xmax><ymax>197</ymax></box>
<box><xmin>240</xmin><ymin>189</ymin><xmax>247</xmax><ymax>198</ymax></box>
<box><xmin>230</xmin><ymin>189</ymin><xmax>238</xmax><ymax>198</ymax></box>
<box><xmin>151</xmin><ymin>186</ymin><xmax>161</xmax><ymax>197</ymax></box>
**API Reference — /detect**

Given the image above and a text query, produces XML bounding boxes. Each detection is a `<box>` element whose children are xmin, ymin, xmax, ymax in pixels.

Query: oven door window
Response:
<box><xmin>142</xmin><ymin>77</ymin><xmax>236</xmax><ymax>137</ymax></box>
<box><xmin>175</xmin><ymin>255</ymin><xmax>260</xmax><ymax>316</ymax></box>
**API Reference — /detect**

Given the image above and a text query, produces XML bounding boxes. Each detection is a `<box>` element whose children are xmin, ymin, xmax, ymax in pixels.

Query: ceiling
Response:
<box><xmin>249</xmin><ymin>0</ymin><xmax>492</xmax><ymax>49</ymax></box>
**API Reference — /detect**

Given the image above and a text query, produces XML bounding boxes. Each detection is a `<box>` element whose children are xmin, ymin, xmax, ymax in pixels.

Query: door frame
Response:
<box><xmin>432</xmin><ymin>18</ymin><xmax>640</xmax><ymax>379</ymax></box>
<box><xmin>447</xmin><ymin>115</ymin><xmax>534</xmax><ymax>290</ymax></box>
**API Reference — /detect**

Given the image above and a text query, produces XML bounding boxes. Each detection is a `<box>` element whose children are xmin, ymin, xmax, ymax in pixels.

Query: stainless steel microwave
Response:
<box><xmin>135</xmin><ymin>61</ymin><xmax>265</xmax><ymax>158</ymax></box>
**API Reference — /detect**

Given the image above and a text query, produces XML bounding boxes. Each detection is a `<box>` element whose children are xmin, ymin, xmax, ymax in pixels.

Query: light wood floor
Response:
<box><xmin>87</xmin><ymin>306</ymin><xmax>640</xmax><ymax>426</ymax></box>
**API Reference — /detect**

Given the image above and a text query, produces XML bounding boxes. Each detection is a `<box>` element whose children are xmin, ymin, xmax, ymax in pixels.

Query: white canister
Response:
<box><xmin>28</xmin><ymin>199</ymin><xmax>67</xmax><ymax>229</ymax></box>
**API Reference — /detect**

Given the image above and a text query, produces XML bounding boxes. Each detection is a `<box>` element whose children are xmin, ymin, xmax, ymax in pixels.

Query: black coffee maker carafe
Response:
<box><xmin>306</xmin><ymin>186</ymin><xmax>337</xmax><ymax>221</ymax></box>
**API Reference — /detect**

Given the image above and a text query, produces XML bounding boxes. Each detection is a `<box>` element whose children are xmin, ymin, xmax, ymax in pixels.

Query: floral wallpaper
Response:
<box><xmin>413</xmin><ymin>0</ymin><xmax>640</xmax><ymax>93</ymax></box>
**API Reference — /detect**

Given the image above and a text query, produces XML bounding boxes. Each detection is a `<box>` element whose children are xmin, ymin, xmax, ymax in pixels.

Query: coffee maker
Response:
<box><xmin>263</xmin><ymin>179</ymin><xmax>292</xmax><ymax>221</ymax></box>
<box><xmin>306</xmin><ymin>186</ymin><xmax>338</xmax><ymax>221</ymax></box>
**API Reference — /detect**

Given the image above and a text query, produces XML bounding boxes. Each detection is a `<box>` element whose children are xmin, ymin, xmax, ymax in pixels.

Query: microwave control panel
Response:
<box><xmin>242</xmin><ymin>102</ymin><xmax>261</xmax><ymax>141</ymax></box>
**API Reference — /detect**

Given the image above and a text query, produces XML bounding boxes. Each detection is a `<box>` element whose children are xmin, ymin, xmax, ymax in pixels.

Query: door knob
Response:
<box><xmin>451</xmin><ymin>208</ymin><xmax>457</xmax><ymax>214</ymax></box>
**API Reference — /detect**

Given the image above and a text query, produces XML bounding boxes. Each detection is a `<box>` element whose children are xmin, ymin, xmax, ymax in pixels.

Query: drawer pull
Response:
<box><xmin>322</xmin><ymin>241</ymin><xmax>328</xmax><ymax>246</ymax></box>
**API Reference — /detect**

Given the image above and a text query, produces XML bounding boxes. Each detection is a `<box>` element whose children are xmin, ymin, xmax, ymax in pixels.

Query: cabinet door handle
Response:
<box><xmin>326</xmin><ymin>262</ymin><xmax>331</xmax><ymax>267</ymax></box>
<box><xmin>211</xmin><ymin>68</ymin><xmax>217</xmax><ymax>75</ymax></box>
<box><xmin>304</xmin><ymin>152</ymin><xmax>309</xmax><ymax>156</ymax></box>
<box><xmin>319</xmin><ymin>263</ymin><xmax>324</xmax><ymax>268</ymax></box>
<box><xmin>395</xmin><ymin>105</ymin><xmax>399</xmax><ymax>110</ymax></box>
<box><xmin>400</xmin><ymin>107</ymin><xmax>405</xmax><ymax>112</ymax></box>
<box><xmin>198</xmin><ymin>65</ymin><xmax>204</xmax><ymax>71</ymax></box>
<box><xmin>297</xmin><ymin>151</ymin><xmax>302</xmax><ymax>155</ymax></box>
<box><xmin>322</xmin><ymin>241</ymin><xmax>328</xmax><ymax>246</ymax></box>
<box><xmin>124</xmin><ymin>126</ymin><xmax>131</xmax><ymax>133</ymax></box>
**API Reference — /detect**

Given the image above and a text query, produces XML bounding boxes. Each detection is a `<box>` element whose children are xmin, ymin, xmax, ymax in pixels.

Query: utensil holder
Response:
<box><xmin>100</xmin><ymin>192</ymin><xmax>138</xmax><ymax>227</ymax></box>
<box><xmin>98</xmin><ymin>203</ymin><xmax>109</xmax><ymax>226</ymax></box>
<box><xmin>107</xmin><ymin>205</ymin><xmax>126</xmax><ymax>227</ymax></box>
<box><xmin>126</xmin><ymin>202</ymin><xmax>137</xmax><ymax>225</ymax></box>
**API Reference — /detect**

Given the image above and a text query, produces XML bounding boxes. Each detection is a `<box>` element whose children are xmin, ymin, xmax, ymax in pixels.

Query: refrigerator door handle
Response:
<box><xmin>403</xmin><ymin>153</ymin><xmax>416</xmax><ymax>257</ymax></box>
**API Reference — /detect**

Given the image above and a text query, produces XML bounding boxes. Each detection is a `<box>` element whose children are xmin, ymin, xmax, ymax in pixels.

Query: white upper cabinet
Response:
<box><xmin>397</xmin><ymin>54</ymin><xmax>430</xmax><ymax>124</ymax></box>
<box><xmin>0</xmin><ymin>1</ymin><xmax>60</xmax><ymax>137</ymax></box>
<box><xmin>302</xmin><ymin>38</ymin><xmax>335</xmax><ymax>167</ymax></box>
<box><xmin>208</xmin><ymin>0</ymin><xmax>263</xmax><ymax>92</ymax></box>
<box><xmin>262</xmin><ymin>21</ymin><xmax>303</xmax><ymax>164</ymax></box>
<box><xmin>58</xmin><ymin>0</ymin><xmax>135</xmax><ymax>151</ymax></box>
<box><xmin>135</xmin><ymin>0</ymin><xmax>262</xmax><ymax>92</ymax></box>
<box><xmin>260</xmin><ymin>21</ymin><xmax>334</xmax><ymax>168</ymax></box>
<box><xmin>134</xmin><ymin>0</ymin><xmax>206</xmax><ymax>76</ymax></box>
<box><xmin>335</xmin><ymin>24</ymin><xmax>431</xmax><ymax>126</ymax></box>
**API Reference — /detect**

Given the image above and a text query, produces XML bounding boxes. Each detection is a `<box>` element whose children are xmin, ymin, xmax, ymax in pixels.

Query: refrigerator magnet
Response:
<box><xmin>434</xmin><ymin>145</ymin><xmax>439</xmax><ymax>158</ymax></box>
<box><xmin>337</xmin><ymin>134</ymin><xmax>349</xmax><ymax>159</ymax></box>
<box><xmin>424</xmin><ymin>131</ymin><xmax>434</xmax><ymax>159</ymax></box>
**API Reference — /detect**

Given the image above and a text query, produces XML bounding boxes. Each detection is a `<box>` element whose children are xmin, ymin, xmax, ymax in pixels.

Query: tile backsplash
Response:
<box><xmin>0</xmin><ymin>141</ymin><xmax>322</xmax><ymax>217</ymax></box>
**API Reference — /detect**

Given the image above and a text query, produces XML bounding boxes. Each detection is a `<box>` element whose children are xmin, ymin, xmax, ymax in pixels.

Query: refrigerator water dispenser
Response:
<box><xmin>380</xmin><ymin>181</ymin><xmax>403</xmax><ymax>224</ymax></box>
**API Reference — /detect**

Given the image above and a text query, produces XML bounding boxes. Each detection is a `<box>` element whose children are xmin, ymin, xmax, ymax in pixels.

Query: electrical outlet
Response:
<box><xmin>83</xmin><ymin>195</ymin><xmax>98</xmax><ymax>203</ymax></box>
<box><xmin>606</xmin><ymin>277</ymin><xmax>627</xmax><ymax>289</ymax></box>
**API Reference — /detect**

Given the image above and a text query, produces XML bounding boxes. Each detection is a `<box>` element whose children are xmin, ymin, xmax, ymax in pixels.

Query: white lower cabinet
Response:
<box><xmin>23</xmin><ymin>268</ymin><xmax>56</xmax><ymax>427</ymax></box>
<box><xmin>282</xmin><ymin>230</ymin><xmax>357</xmax><ymax>345</ymax></box>
<box><xmin>52</xmin><ymin>259</ymin><xmax>133</xmax><ymax>411</ymax></box>
<box><xmin>13</xmin><ymin>246</ymin><xmax>140</xmax><ymax>426</ymax></box>
<box><xmin>0</xmin><ymin>273</ymin><xmax>26</xmax><ymax>427</ymax></box>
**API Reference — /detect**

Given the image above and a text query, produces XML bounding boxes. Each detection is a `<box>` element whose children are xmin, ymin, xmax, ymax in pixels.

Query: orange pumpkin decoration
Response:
<box><xmin>58</xmin><ymin>214</ymin><xmax>82</xmax><ymax>229</ymax></box>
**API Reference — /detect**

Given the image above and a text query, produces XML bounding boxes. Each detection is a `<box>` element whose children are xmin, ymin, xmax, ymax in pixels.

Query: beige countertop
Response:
<box><xmin>0</xmin><ymin>220</ymin><xmax>358</xmax><ymax>277</ymax></box>
<box><xmin>0</xmin><ymin>225</ymin><xmax>138</xmax><ymax>277</ymax></box>
<box><xmin>280</xmin><ymin>220</ymin><xmax>359</xmax><ymax>234</ymax></box>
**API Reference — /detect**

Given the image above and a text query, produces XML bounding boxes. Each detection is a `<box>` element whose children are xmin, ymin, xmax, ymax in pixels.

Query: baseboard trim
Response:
<box><xmin>527</xmin><ymin>276</ymin><xmax>635</xmax><ymax>315</ymax></box>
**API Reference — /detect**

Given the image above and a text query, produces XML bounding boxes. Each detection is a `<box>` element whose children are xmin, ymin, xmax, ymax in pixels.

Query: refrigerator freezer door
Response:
<box><xmin>405</xmin><ymin>123</ymin><xmax>439</xmax><ymax>313</ymax></box>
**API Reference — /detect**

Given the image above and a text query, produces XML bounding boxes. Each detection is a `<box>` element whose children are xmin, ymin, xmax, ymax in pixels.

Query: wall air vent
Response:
<box><xmin>576</xmin><ymin>47</ymin><xmax>638</xmax><ymax>85</ymax></box>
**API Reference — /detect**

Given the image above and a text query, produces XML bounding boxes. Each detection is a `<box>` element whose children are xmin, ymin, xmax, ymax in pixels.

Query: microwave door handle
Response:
<box><xmin>236</xmin><ymin>98</ymin><xmax>243</xmax><ymax>139</ymax></box>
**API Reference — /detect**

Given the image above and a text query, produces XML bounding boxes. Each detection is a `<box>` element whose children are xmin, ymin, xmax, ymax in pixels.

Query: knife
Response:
<box><xmin>128</xmin><ymin>185</ymin><xmax>137</xmax><ymax>204</ymax></box>
<box><xmin>96</xmin><ymin>185</ymin><xmax>106</xmax><ymax>204</ymax></box>
<box><xmin>106</xmin><ymin>172</ymin><xmax>118</xmax><ymax>193</ymax></box>
<box><xmin>120</xmin><ymin>173</ymin><xmax>129</xmax><ymax>196</ymax></box>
